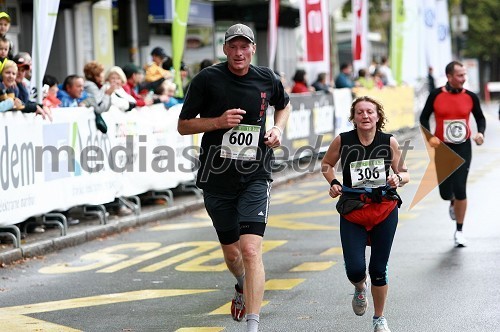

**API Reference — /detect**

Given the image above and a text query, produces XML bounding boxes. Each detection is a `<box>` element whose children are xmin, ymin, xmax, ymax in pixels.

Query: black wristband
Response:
<box><xmin>396</xmin><ymin>174</ymin><xmax>403</xmax><ymax>183</ymax></box>
<box><xmin>330</xmin><ymin>179</ymin><xmax>341</xmax><ymax>187</ymax></box>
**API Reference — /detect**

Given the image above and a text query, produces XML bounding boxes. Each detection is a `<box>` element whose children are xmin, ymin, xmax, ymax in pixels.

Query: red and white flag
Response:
<box><xmin>298</xmin><ymin>0</ymin><xmax>330</xmax><ymax>84</ymax></box>
<box><xmin>352</xmin><ymin>0</ymin><xmax>368</xmax><ymax>73</ymax></box>
<box><xmin>268</xmin><ymin>0</ymin><xmax>279</xmax><ymax>68</ymax></box>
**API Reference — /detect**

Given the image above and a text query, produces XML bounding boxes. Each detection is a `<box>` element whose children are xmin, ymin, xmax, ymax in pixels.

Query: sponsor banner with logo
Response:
<box><xmin>267</xmin><ymin>92</ymin><xmax>337</xmax><ymax>160</ymax></box>
<box><xmin>0</xmin><ymin>106</ymin><xmax>195</xmax><ymax>226</ymax></box>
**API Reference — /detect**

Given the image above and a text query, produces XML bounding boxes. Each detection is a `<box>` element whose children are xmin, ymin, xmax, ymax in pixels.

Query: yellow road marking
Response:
<box><xmin>271</xmin><ymin>190</ymin><xmax>319</xmax><ymax>205</ymax></box>
<box><xmin>320</xmin><ymin>197</ymin><xmax>335</xmax><ymax>204</ymax></box>
<box><xmin>0</xmin><ymin>289</ymin><xmax>217</xmax><ymax>316</ymax></box>
<box><xmin>176</xmin><ymin>241</ymin><xmax>287</xmax><ymax>272</ymax></box>
<box><xmin>292</xmin><ymin>139</ymin><xmax>309</xmax><ymax>149</ymax></box>
<box><xmin>0</xmin><ymin>314</ymin><xmax>80</xmax><ymax>332</ymax></box>
<box><xmin>294</xmin><ymin>191</ymin><xmax>329</xmax><ymax>204</ymax></box>
<box><xmin>289</xmin><ymin>261</ymin><xmax>336</xmax><ymax>272</ymax></box>
<box><xmin>150</xmin><ymin>221</ymin><xmax>212</xmax><ymax>231</ymax></box>
<box><xmin>320</xmin><ymin>247</ymin><xmax>343</xmax><ymax>256</ymax></box>
<box><xmin>103</xmin><ymin>242</ymin><xmax>219</xmax><ymax>273</ymax></box>
<box><xmin>272</xmin><ymin>211</ymin><xmax>337</xmax><ymax>219</ymax></box>
<box><xmin>264</xmin><ymin>279</ymin><xmax>305</xmax><ymax>290</ymax></box>
<box><xmin>39</xmin><ymin>242</ymin><xmax>163</xmax><ymax>274</ymax></box>
<box><xmin>177</xmin><ymin>328</ymin><xmax>225</xmax><ymax>332</ymax></box>
<box><xmin>0</xmin><ymin>289</ymin><xmax>218</xmax><ymax>331</ymax></box>
<box><xmin>268</xmin><ymin>211</ymin><xmax>338</xmax><ymax>230</ymax></box>
<box><xmin>209</xmin><ymin>301</ymin><xmax>269</xmax><ymax>316</ymax></box>
<box><xmin>270</xmin><ymin>218</ymin><xmax>338</xmax><ymax>230</ymax></box>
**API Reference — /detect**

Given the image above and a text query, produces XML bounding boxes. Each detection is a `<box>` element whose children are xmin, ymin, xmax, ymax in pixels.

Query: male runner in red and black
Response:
<box><xmin>420</xmin><ymin>60</ymin><xmax>486</xmax><ymax>247</ymax></box>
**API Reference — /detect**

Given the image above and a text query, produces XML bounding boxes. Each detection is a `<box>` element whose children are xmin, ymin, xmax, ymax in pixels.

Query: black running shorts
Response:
<box><xmin>203</xmin><ymin>179</ymin><xmax>271</xmax><ymax>245</ymax></box>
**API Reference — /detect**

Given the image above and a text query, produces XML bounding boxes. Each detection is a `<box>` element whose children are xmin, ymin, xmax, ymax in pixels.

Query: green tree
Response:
<box><xmin>461</xmin><ymin>0</ymin><xmax>500</xmax><ymax>83</ymax></box>
<box><xmin>343</xmin><ymin>0</ymin><xmax>499</xmax><ymax>89</ymax></box>
<box><xmin>342</xmin><ymin>0</ymin><xmax>389</xmax><ymax>41</ymax></box>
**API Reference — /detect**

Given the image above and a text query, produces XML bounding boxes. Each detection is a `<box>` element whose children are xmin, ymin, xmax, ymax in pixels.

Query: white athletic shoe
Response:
<box><xmin>454</xmin><ymin>231</ymin><xmax>467</xmax><ymax>247</ymax></box>
<box><xmin>373</xmin><ymin>316</ymin><xmax>391</xmax><ymax>332</ymax></box>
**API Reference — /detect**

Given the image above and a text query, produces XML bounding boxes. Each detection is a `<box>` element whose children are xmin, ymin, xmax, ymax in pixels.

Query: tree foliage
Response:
<box><xmin>341</xmin><ymin>0</ymin><xmax>499</xmax><ymax>80</ymax></box>
<box><xmin>461</xmin><ymin>0</ymin><xmax>500</xmax><ymax>62</ymax></box>
<box><xmin>342</xmin><ymin>0</ymin><xmax>388</xmax><ymax>39</ymax></box>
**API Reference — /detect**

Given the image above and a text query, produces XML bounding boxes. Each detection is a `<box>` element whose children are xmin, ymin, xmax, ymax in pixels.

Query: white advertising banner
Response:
<box><xmin>0</xmin><ymin>106</ymin><xmax>196</xmax><ymax>226</ymax></box>
<box><xmin>433</xmin><ymin>0</ymin><xmax>452</xmax><ymax>85</ymax></box>
<box><xmin>423</xmin><ymin>0</ymin><xmax>452</xmax><ymax>86</ymax></box>
<box><xmin>333</xmin><ymin>88</ymin><xmax>354</xmax><ymax>136</ymax></box>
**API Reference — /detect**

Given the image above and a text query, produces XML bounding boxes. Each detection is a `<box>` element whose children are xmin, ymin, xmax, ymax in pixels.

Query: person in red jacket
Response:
<box><xmin>291</xmin><ymin>69</ymin><xmax>314</xmax><ymax>93</ymax></box>
<box><xmin>420</xmin><ymin>60</ymin><xmax>486</xmax><ymax>247</ymax></box>
<box><xmin>122</xmin><ymin>64</ymin><xmax>152</xmax><ymax>107</ymax></box>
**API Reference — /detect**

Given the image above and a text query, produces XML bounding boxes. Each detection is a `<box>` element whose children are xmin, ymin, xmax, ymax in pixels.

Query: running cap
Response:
<box><xmin>224</xmin><ymin>24</ymin><xmax>255</xmax><ymax>44</ymax></box>
<box><xmin>0</xmin><ymin>12</ymin><xmax>10</xmax><ymax>22</ymax></box>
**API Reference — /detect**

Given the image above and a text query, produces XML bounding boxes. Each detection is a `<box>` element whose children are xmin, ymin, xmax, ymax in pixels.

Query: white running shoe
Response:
<box><xmin>454</xmin><ymin>230</ymin><xmax>467</xmax><ymax>247</ymax></box>
<box><xmin>373</xmin><ymin>316</ymin><xmax>391</xmax><ymax>332</ymax></box>
<box><xmin>352</xmin><ymin>281</ymin><xmax>368</xmax><ymax>316</ymax></box>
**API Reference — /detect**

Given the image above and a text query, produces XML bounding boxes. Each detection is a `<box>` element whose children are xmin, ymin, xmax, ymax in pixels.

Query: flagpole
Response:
<box><xmin>34</xmin><ymin>0</ymin><xmax>42</xmax><ymax>104</ymax></box>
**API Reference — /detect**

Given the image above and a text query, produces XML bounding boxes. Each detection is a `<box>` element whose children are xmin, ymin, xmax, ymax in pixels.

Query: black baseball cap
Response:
<box><xmin>224</xmin><ymin>24</ymin><xmax>255</xmax><ymax>44</ymax></box>
<box><xmin>151</xmin><ymin>47</ymin><xmax>168</xmax><ymax>59</ymax></box>
<box><xmin>122</xmin><ymin>63</ymin><xmax>142</xmax><ymax>79</ymax></box>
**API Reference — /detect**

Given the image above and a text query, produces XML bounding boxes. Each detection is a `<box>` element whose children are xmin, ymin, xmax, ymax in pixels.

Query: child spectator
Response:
<box><xmin>0</xmin><ymin>12</ymin><xmax>13</xmax><ymax>59</ymax></box>
<box><xmin>155</xmin><ymin>80</ymin><xmax>180</xmax><ymax>109</ymax></box>
<box><xmin>42</xmin><ymin>74</ymin><xmax>61</xmax><ymax>108</ymax></box>
<box><xmin>0</xmin><ymin>36</ymin><xmax>10</xmax><ymax>72</ymax></box>
<box><xmin>144</xmin><ymin>47</ymin><xmax>172</xmax><ymax>92</ymax></box>
<box><xmin>0</xmin><ymin>60</ymin><xmax>24</xmax><ymax>112</ymax></box>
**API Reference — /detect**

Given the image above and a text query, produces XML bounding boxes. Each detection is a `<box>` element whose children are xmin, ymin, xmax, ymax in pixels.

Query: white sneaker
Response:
<box><xmin>454</xmin><ymin>230</ymin><xmax>467</xmax><ymax>247</ymax></box>
<box><xmin>373</xmin><ymin>316</ymin><xmax>391</xmax><ymax>332</ymax></box>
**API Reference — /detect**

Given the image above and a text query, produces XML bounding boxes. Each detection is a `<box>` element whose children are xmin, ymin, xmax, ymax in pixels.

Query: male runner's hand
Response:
<box><xmin>216</xmin><ymin>108</ymin><xmax>246</xmax><ymax>129</ymax></box>
<box><xmin>473</xmin><ymin>133</ymin><xmax>484</xmax><ymax>146</ymax></box>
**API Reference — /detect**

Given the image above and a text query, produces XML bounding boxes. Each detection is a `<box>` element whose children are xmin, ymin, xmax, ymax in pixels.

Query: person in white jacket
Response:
<box><xmin>102</xmin><ymin>66</ymin><xmax>137</xmax><ymax>112</ymax></box>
